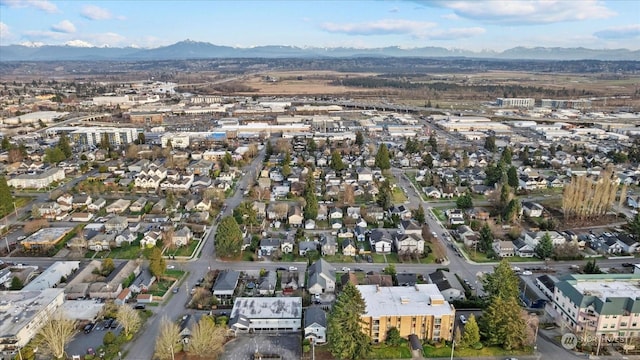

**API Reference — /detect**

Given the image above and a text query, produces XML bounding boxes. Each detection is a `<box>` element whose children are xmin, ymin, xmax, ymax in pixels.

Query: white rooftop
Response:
<box><xmin>24</xmin><ymin>227</ymin><xmax>73</xmax><ymax>244</ymax></box>
<box><xmin>357</xmin><ymin>284</ymin><xmax>455</xmax><ymax>317</ymax></box>
<box><xmin>0</xmin><ymin>289</ymin><xmax>64</xmax><ymax>340</ymax></box>
<box><xmin>231</xmin><ymin>297</ymin><xmax>302</xmax><ymax>320</ymax></box>
<box><xmin>574</xmin><ymin>279</ymin><xmax>640</xmax><ymax>300</ymax></box>
<box><xmin>60</xmin><ymin>300</ymin><xmax>104</xmax><ymax>321</ymax></box>
<box><xmin>23</xmin><ymin>261</ymin><xmax>79</xmax><ymax>291</ymax></box>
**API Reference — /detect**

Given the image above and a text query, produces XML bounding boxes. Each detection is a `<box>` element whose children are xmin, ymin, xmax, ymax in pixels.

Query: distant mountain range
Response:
<box><xmin>1</xmin><ymin>40</ymin><xmax>638</xmax><ymax>61</ymax></box>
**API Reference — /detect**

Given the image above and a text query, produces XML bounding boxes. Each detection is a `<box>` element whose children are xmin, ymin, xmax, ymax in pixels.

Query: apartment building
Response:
<box><xmin>550</xmin><ymin>274</ymin><xmax>640</xmax><ymax>340</ymax></box>
<box><xmin>69</xmin><ymin>127</ymin><xmax>139</xmax><ymax>148</ymax></box>
<box><xmin>0</xmin><ymin>289</ymin><xmax>65</xmax><ymax>358</ymax></box>
<box><xmin>8</xmin><ymin>167</ymin><xmax>65</xmax><ymax>189</ymax></box>
<box><xmin>356</xmin><ymin>284</ymin><xmax>456</xmax><ymax>343</ymax></box>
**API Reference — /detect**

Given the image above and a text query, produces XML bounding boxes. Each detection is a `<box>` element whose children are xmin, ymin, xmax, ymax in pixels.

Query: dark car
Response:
<box><xmin>366</xmin><ymin>255</ymin><xmax>373</xmax><ymax>263</ymax></box>
<box><xmin>621</xmin><ymin>263</ymin><xmax>634</xmax><ymax>267</ymax></box>
<box><xmin>83</xmin><ymin>323</ymin><xmax>94</xmax><ymax>334</ymax></box>
<box><xmin>110</xmin><ymin>320</ymin><xmax>119</xmax><ymax>329</ymax></box>
<box><xmin>134</xmin><ymin>304</ymin><xmax>146</xmax><ymax>310</ymax></box>
<box><xmin>276</xmin><ymin>267</ymin><xmax>287</xmax><ymax>271</ymax></box>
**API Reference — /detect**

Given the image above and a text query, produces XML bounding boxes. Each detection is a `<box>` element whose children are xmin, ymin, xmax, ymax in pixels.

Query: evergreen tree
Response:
<box><xmin>456</xmin><ymin>192</ymin><xmax>473</xmax><ymax>209</ymax></box>
<box><xmin>355</xmin><ymin>131</ymin><xmax>364</xmax><ymax>147</ymax></box>
<box><xmin>137</xmin><ymin>132</ymin><xmax>145</xmax><ymax>144</ymax></box>
<box><xmin>481</xmin><ymin>297</ymin><xmax>527</xmax><ymax>350</ymax></box>
<box><xmin>412</xmin><ymin>204</ymin><xmax>426</xmax><ymax>224</ymax></box>
<box><xmin>0</xmin><ymin>176</ymin><xmax>14</xmax><ymax>216</ymax></box>
<box><xmin>44</xmin><ymin>147</ymin><xmax>66</xmax><ymax>164</ymax></box>
<box><xmin>583</xmin><ymin>259</ymin><xmax>602</xmax><ymax>274</ymax></box>
<box><xmin>483</xmin><ymin>259</ymin><xmax>520</xmax><ymax>300</ymax></box>
<box><xmin>385</xmin><ymin>327</ymin><xmax>402</xmax><ymax>346</ymax></box>
<box><xmin>500</xmin><ymin>147</ymin><xmax>512</xmax><ymax>165</ymax></box>
<box><xmin>307</xmin><ymin>138</ymin><xmax>317</xmax><ymax>152</ymax></box>
<box><xmin>461</xmin><ymin>314</ymin><xmax>480</xmax><ymax>348</ymax></box>
<box><xmin>331</xmin><ymin>150</ymin><xmax>346</xmax><ymax>172</ymax></box>
<box><xmin>265</xmin><ymin>140</ymin><xmax>273</xmax><ymax>159</ymax></box>
<box><xmin>534</xmin><ymin>232</ymin><xmax>554</xmax><ymax>259</ymax></box>
<box><xmin>503</xmin><ymin>199</ymin><xmax>521</xmax><ymax>224</ymax></box>
<box><xmin>148</xmin><ymin>247</ymin><xmax>166</xmax><ymax>279</ymax></box>
<box><xmin>478</xmin><ymin>223</ymin><xmax>494</xmax><ymax>253</ymax></box>
<box><xmin>507</xmin><ymin>166</ymin><xmax>519</xmax><ymax>188</ymax></box>
<box><xmin>10</xmin><ymin>276</ymin><xmax>24</xmax><ymax>290</ymax></box>
<box><xmin>377</xmin><ymin>180</ymin><xmax>392</xmax><ymax>210</ymax></box>
<box><xmin>58</xmin><ymin>133</ymin><xmax>72</xmax><ymax>158</ymax></box>
<box><xmin>215</xmin><ymin>216</ymin><xmax>243</xmax><ymax>258</ymax></box>
<box><xmin>304</xmin><ymin>189</ymin><xmax>319</xmax><ymax>220</ymax></box>
<box><xmin>627</xmin><ymin>213</ymin><xmax>640</xmax><ymax>238</ymax></box>
<box><xmin>484</xmin><ymin>135</ymin><xmax>497</xmax><ymax>152</ymax></box>
<box><xmin>375</xmin><ymin>143</ymin><xmax>391</xmax><ymax>170</ymax></box>
<box><xmin>422</xmin><ymin>153</ymin><xmax>434</xmax><ymax>169</ymax></box>
<box><xmin>428</xmin><ymin>133</ymin><xmax>438</xmax><ymax>152</ymax></box>
<box><xmin>499</xmin><ymin>184</ymin><xmax>512</xmax><ymax>210</ymax></box>
<box><xmin>328</xmin><ymin>283</ymin><xmax>371</xmax><ymax>360</ymax></box>
<box><xmin>100</xmin><ymin>133</ymin><xmax>111</xmax><ymax>151</ymax></box>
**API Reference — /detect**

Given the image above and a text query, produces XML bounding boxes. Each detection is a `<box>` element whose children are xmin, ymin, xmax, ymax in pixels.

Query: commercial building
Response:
<box><xmin>8</xmin><ymin>167</ymin><xmax>65</xmax><ymax>189</ymax></box>
<box><xmin>541</xmin><ymin>99</ymin><xmax>591</xmax><ymax>109</ymax></box>
<box><xmin>496</xmin><ymin>97</ymin><xmax>535</xmax><ymax>109</ymax></box>
<box><xmin>129</xmin><ymin>112</ymin><xmax>164</xmax><ymax>124</ymax></box>
<box><xmin>20</xmin><ymin>227</ymin><xmax>73</xmax><ymax>250</ymax></box>
<box><xmin>550</xmin><ymin>274</ymin><xmax>640</xmax><ymax>340</ymax></box>
<box><xmin>356</xmin><ymin>284</ymin><xmax>456</xmax><ymax>343</ymax></box>
<box><xmin>229</xmin><ymin>297</ymin><xmax>302</xmax><ymax>333</ymax></box>
<box><xmin>0</xmin><ymin>289</ymin><xmax>65</xmax><ymax>357</ymax></box>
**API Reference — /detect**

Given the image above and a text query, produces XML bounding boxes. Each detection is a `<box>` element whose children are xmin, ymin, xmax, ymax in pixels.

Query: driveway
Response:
<box><xmin>221</xmin><ymin>334</ymin><xmax>301</xmax><ymax>360</ymax></box>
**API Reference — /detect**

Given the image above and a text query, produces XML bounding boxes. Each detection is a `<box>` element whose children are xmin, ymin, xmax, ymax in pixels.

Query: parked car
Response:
<box><xmin>134</xmin><ymin>304</ymin><xmax>146</xmax><ymax>310</ymax></box>
<box><xmin>460</xmin><ymin>315</ymin><xmax>467</xmax><ymax>324</ymax></box>
<box><xmin>342</xmin><ymin>267</ymin><xmax>351</xmax><ymax>272</ymax></box>
<box><xmin>83</xmin><ymin>323</ymin><xmax>94</xmax><ymax>334</ymax></box>
<box><xmin>522</xmin><ymin>270</ymin><xmax>533</xmax><ymax>276</ymax></box>
<box><xmin>289</xmin><ymin>266</ymin><xmax>298</xmax><ymax>271</ymax></box>
<box><xmin>276</xmin><ymin>267</ymin><xmax>287</xmax><ymax>271</ymax></box>
<box><xmin>621</xmin><ymin>263</ymin><xmax>634</xmax><ymax>267</ymax></box>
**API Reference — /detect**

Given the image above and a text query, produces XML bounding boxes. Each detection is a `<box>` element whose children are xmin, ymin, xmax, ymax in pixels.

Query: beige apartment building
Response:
<box><xmin>356</xmin><ymin>284</ymin><xmax>456</xmax><ymax>343</ymax></box>
<box><xmin>551</xmin><ymin>274</ymin><xmax>640</xmax><ymax>340</ymax></box>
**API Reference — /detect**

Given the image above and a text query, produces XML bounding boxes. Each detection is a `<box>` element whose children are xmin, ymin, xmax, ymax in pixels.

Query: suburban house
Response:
<box><xmin>513</xmin><ymin>238</ymin><xmax>535</xmax><ymax>257</ymax></box>
<box><xmin>320</xmin><ymin>235</ymin><xmax>337</xmax><ymax>256</ymax></box>
<box><xmin>308</xmin><ymin>259</ymin><xmax>336</xmax><ymax>295</ymax></box>
<box><xmin>104</xmin><ymin>216</ymin><xmax>128</xmax><ymax>233</ymax></box>
<box><xmin>88</xmin><ymin>198</ymin><xmax>107</xmax><ymax>212</ymax></box>
<box><xmin>212</xmin><ymin>270</ymin><xmax>240</xmax><ymax>298</ymax></box>
<box><xmin>129</xmin><ymin>197</ymin><xmax>148</xmax><ymax>213</ymax></box>
<box><xmin>370</xmin><ymin>229</ymin><xmax>393</xmax><ymax>254</ymax></box>
<box><xmin>493</xmin><ymin>240</ymin><xmax>516</xmax><ymax>257</ymax></box>
<box><xmin>447</xmin><ymin>209</ymin><xmax>465</xmax><ymax>225</ymax></box>
<box><xmin>281</xmin><ymin>237</ymin><xmax>295</xmax><ymax>254</ymax></box>
<box><xmin>299</xmin><ymin>241</ymin><xmax>317</xmax><ymax>256</ymax></box>
<box><xmin>428</xmin><ymin>270</ymin><xmax>465</xmax><ymax>301</ymax></box>
<box><xmin>341</xmin><ymin>239</ymin><xmax>357</xmax><ymax>256</ymax></box>
<box><xmin>259</xmin><ymin>238</ymin><xmax>280</xmax><ymax>256</ymax></box>
<box><xmin>522</xmin><ymin>201</ymin><xmax>544</xmax><ymax>218</ymax></box>
<box><xmin>172</xmin><ymin>227</ymin><xmax>193</xmax><ymax>247</ymax></box>
<box><xmin>105</xmin><ymin>199</ymin><xmax>131</xmax><ymax>214</ymax></box>
<box><xmin>258</xmin><ymin>271</ymin><xmax>277</xmax><ymax>295</ymax></box>
<box><xmin>140</xmin><ymin>231</ymin><xmax>162</xmax><ymax>248</ymax></box>
<box><xmin>288</xmin><ymin>206</ymin><xmax>304</xmax><ymax>227</ymax></box>
<box><xmin>524</xmin><ymin>231</ymin><xmax>566</xmax><ymax>247</ymax></box>
<box><xmin>304</xmin><ymin>307</ymin><xmax>327</xmax><ymax>344</ymax></box>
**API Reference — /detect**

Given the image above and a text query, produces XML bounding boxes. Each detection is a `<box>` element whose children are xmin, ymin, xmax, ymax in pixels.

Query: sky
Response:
<box><xmin>0</xmin><ymin>0</ymin><xmax>639</xmax><ymax>51</ymax></box>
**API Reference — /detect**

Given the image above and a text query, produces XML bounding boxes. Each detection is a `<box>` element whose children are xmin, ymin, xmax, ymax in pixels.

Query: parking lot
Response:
<box><xmin>220</xmin><ymin>334</ymin><xmax>300</xmax><ymax>360</ymax></box>
<box><xmin>67</xmin><ymin>320</ymin><xmax>122</xmax><ymax>358</ymax></box>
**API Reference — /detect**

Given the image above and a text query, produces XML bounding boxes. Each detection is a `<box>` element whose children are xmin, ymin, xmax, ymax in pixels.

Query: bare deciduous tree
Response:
<box><xmin>154</xmin><ymin>317</ymin><xmax>182</xmax><ymax>360</ymax></box>
<box><xmin>23</xmin><ymin>219</ymin><xmax>49</xmax><ymax>234</ymax></box>
<box><xmin>117</xmin><ymin>305</ymin><xmax>142</xmax><ymax>338</ymax></box>
<box><xmin>187</xmin><ymin>315</ymin><xmax>225</xmax><ymax>358</ymax></box>
<box><xmin>36</xmin><ymin>312</ymin><xmax>77</xmax><ymax>359</ymax></box>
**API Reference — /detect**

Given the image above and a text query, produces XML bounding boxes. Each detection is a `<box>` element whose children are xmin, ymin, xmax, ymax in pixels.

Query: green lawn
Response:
<box><xmin>107</xmin><ymin>242</ymin><xmax>144</xmax><ymax>259</ymax></box>
<box><xmin>370</xmin><ymin>342</ymin><xmax>412</xmax><ymax>359</ymax></box>
<box><xmin>324</xmin><ymin>255</ymin><xmax>357</xmax><ymax>263</ymax></box>
<box><xmin>392</xmin><ymin>187</ymin><xmax>408</xmax><ymax>203</ymax></box>
<box><xmin>164</xmin><ymin>269</ymin><xmax>185</xmax><ymax>279</ymax></box>
<box><xmin>167</xmin><ymin>240</ymin><xmax>200</xmax><ymax>257</ymax></box>
<box><xmin>423</xmin><ymin>344</ymin><xmax>532</xmax><ymax>358</ymax></box>
<box><xmin>462</xmin><ymin>247</ymin><xmax>535</xmax><ymax>263</ymax></box>
<box><xmin>430</xmin><ymin>208</ymin><xmax>447</xmax><ymax>222</ymax></box>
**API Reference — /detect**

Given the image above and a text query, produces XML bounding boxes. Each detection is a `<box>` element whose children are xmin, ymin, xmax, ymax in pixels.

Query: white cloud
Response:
<box><xmin>89</xmin><ymin>32</ymin><xmax>126</xmax><ymax>47</ymax></box>
<box><xmin>424</xmin><ymin>0</ymin><xmax>615</xmax><ymax>24</ymax></box>
<box><xmin>51</xmin><ymin>20</ymin><xmax>76</xmax><ymax>33</ymax></box>
<box><xmin>81</xmin><ymin>5</ymin><xmax>113</xmax><ymax>20</ymax></box>
<box><xmin>440</xmin><ymin>13</ymin><xmax>460</xmax><ymax>21</ymax></box>
<box><xmin>425</xmin><ymin>27</ymin><xmax>485</xmax><ymax>40</ymax></box>
<box><xmin>0</xmin><ymin>0</ymin><xmax>59</xmax><ymax>13</ymax></box>
<box><xmin>0</xmin><ymin>22</ymin><xmax>10</xmax><ymax>38</ymax></box>
<box><xmin>594</xmin><ymin>24</ymin><xmax>640</xmax><ymax>39</ymax></box>
<box><xmin>321</xmin><ymin>19</ymin><xmax>436</xmax><ymax>37</ymax></box>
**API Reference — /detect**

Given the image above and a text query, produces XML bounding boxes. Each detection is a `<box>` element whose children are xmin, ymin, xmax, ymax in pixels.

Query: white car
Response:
<box><xmin>522</xmin><ymin>270</ymin><xmax>533</xmax><ymax>276</ymax></box>
<box><xmin>342</xmin><ymin>267</ymin><xmax>351</xmax><ymax>272</ymax></box>
<box><xmin>460</xmin><ymin>315</ymin><xmax>467</xmax><ymax>324</ymax></box>
<box><xmin>289</xmin><ymin>266</ymin><xmax>298</xmax><ymax>271</ymax></box>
